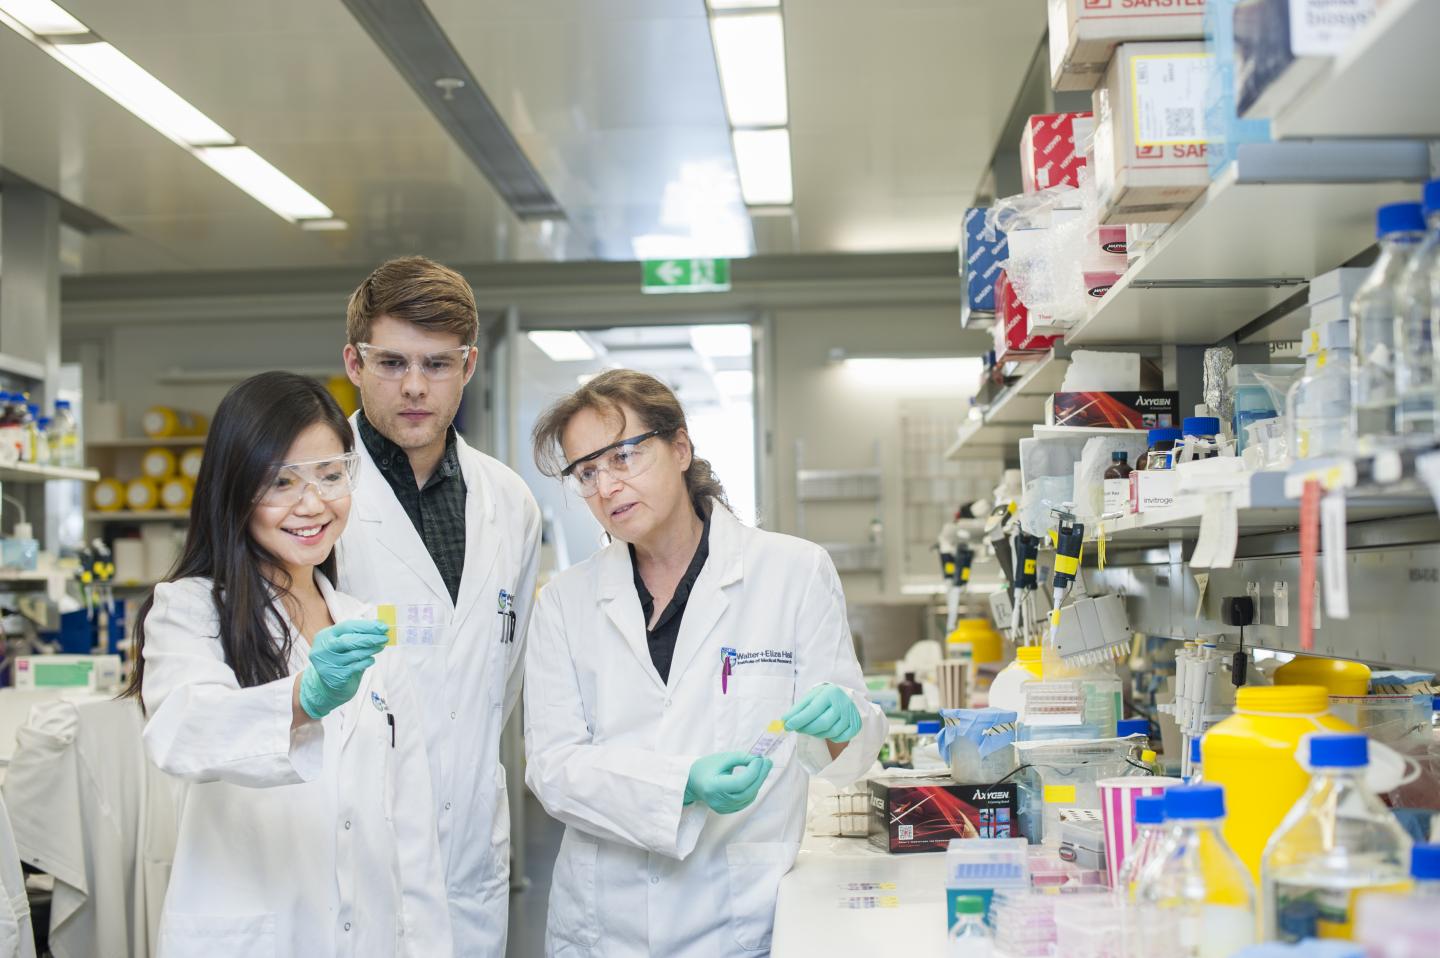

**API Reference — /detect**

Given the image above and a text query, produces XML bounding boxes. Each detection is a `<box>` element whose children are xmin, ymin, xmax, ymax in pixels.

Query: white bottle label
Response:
<box><xmin>1104</xmin><ymin>478</ymin><xmax>1130</xmax><ymax>513</ymax></box>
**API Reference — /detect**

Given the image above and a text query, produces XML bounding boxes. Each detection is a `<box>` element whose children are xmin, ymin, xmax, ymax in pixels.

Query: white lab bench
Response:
<box><xmin>771</xmin><ymin>833</ymin><xmax>948</xmax><ymax>957</ymax></box>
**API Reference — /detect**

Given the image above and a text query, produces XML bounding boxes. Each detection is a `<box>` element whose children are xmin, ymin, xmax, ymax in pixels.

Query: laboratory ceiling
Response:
<box><xmin>0</xmin><ymin>0</ymin><xmax>1044</xmax><ymax>275</ymax></box>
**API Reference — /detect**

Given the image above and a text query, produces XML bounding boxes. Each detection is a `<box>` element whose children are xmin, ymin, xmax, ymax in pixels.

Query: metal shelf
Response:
<box><xmin>0</xmin><ymin>463</ymin><xmax>99</xmax><ymax>483</ymax></box>
<box><xmin>86</xmin><ymin>437</ymin><xmax>206</xmax><ymax>449</ymax></box>
<box><xmin>1067</xmin><ymin>157</ymin><xmax>1428</xmax><ymax>346</ymax></box>
<box><xmin>1270</xmin><ymin>0</ymin><xmax>1440</xmax><ymax>140</ymax></box>
<box><xmin>85</xmin><ymin>511</ymin><xmax>189</xmax><ymax>522</ymax></box>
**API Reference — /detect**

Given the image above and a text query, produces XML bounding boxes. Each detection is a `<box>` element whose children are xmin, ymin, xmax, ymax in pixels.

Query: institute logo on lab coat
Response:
<box><xmin>721</xmin><ymin>647</ymin><xmax>737</xmax><ymax>693</ymax></box>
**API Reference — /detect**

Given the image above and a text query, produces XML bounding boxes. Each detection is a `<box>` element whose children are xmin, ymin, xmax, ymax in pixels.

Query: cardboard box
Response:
<box><xmin>1234</xmin><ymin>0</ymin><xmax>1376</xmax><ymax>119</ymax></box>
<box><xmin>1020</xmin><ymin>112</ymin><xmax>1095</xmax><ymax>193</ymax></box>
<box><xmin>1082</xmin><ymin>269</ymin><xmax>1126</xmax><ymax>300</ymax></box>
<box><xmin>1087</xmin><ymin>225</ymin><xmax>1129</xmax><ymax>269</ymax></box>
<box><xmin>1046</xmin><ymin>390</ymin><xmax>1180</xmax><ymax>428</ymax></box>
<box><xmin>869</xmin><ymin>777</ymin><xmax>1022</xmax><ymax>853</ymax></box>
<box><xmin>1131</xmin><ymin>469</ymin><xmax>1180</xmax><ymax>512</ymax></box>
<box><xmin>961</xmin><ymin>207</ymin><xmax>1008</xmax><ymax>314</ymax></box>
<box><xmin>1094</xmin><ymin>42</ymin><xmax>1217</xmax><ymax>224</ymax></box>
<box><xmin>993</xmin><ymin>271</ymin><xmax>1061</xmax><ymax>360</ymax></box>
<box><xmin>1049</xmin><ymin>0</ymin><xmax>1208</xmax><ymax>92</ymax></box>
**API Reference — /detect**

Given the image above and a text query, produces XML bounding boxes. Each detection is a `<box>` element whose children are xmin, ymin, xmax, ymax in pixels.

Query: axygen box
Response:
<box><xmin>868</xmin><ymin>777</ymin><xmax>1022</xmax><ymax>853</ymax></box>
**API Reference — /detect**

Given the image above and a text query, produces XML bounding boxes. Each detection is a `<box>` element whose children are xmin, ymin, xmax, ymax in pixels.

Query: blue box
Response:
<box><xmin>962</xmin><ymin>207</ymin><xmax>1008</xmax><ymax>314</ymax></box>
<box><xmin>1204</xmin><ymin>0</ymin><xmax>1272</xmax><ymax>178</ymax></box>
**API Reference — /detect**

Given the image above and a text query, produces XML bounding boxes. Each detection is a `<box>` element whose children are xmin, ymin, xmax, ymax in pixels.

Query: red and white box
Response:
<box><xmin>993</xmin><ymin>270</ymin><xmax>1061</xmax><ymax>360</ymax></box>
<box><xmin>1049</xmin><ymin>0</ymin><xmax>1208</xmax><ymax>92</ymax></box>
<box><xmin>1093</xmin><ymin>42</ymin><xmax>1215</xmax><ymax>224</ymax></box>
<box><xmin>1020</xmin><ymin>112</ymin><xmax>1095</xmax><ymax>194</ymax></box>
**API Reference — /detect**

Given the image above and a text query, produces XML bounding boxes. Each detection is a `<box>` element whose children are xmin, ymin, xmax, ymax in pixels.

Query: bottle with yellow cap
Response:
<box><xmin>947</xmin><ymin>618</ymin><xmax>1003</xmax><ymax>665</ymax></box>
<box><xmin>1274</xmin><ymin>656</ymin><xmax>1371</xmax><ymax>697</ymax></box>
<box><xmin>1202</xmin><ymin>685</ymin><xmax>1356</xmax><ymax>883</ymax></box>
<box><xmin>987</xmin><ymin>645</ymin><xmax>1043</xmax><ymax>716</ymax></box>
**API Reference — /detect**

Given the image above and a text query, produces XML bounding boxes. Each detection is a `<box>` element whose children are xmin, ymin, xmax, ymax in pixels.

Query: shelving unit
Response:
<box><xmin>86</xmin><ymin>437</ymin><xmax>206</xmax><ymax>449</ymax></box>
<box><xmin>0</xmin><ymin>462</ymin><xmax>100</xmax><ymax>483</ymax></box>
<box><xmin>84</xmin><ymin>511</ymin><xmax>188</xmax><ymax>523</ymax></box>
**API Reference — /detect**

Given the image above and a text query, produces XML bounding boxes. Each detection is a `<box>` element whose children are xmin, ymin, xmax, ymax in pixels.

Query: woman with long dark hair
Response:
<box><xmin>125</xmin><ymin>372</ymin><xmax>450</xmax><ymax>957</ymax></box>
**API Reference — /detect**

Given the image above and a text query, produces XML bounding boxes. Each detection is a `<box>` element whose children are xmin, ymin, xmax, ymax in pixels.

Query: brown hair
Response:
<box><xmin>532</xmin><ymin>368</ymin><xmax>731</xmax><ymax>516</ymax></box>
<box><xmin>345</xmin><ymin>256</ymin><xmax>479</xmax><ymax>346</ymax></box>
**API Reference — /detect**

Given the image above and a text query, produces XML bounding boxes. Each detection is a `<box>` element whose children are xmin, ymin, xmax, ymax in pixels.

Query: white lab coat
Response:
<box><xmin>140</xmin><ymin>574</ymin><xmax>450</xmax><ymax>958</ymax></box>
<box><xmin>335</xmin><ymin>415</ymin><xmax>542</xmax><ymax>955</ymax></box>
<box><xmin>525</xmin><ymin>504</ymin><xmax>887</xmax><ymax>957</ymax></box>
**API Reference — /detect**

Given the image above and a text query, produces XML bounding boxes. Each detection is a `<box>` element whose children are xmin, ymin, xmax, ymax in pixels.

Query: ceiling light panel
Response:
<box><xmin>731</xmin><ymin>128</ymin><xmax>793</xmax><ymax>206</ymax></box>
<box><xmin>708</xmin><ymin>1</ymin><xmax>780</xmax><ymax>9</ymax></box>
<box><xmin>193</xmin><ymin>147</ymin><xmax>332</xmax><ymax>222</ymax></box>
<box><xmin>48</xmin><ymin>41</ymin><xmax>235</xmax><ymax>146</ymax></box>
<box><xmin>690</xmin><ymin>325</ymin><xmax>753</xmax><ymax>359</ymax></box>
<box><xmin>0</xmin><ymin>0</ymin><xmax>84</xmax><ymax>34</ymax></box>
<box><xmin>710</xmin><ymin>12</ymin><xmax>788</xmax><ymax>128</ymax></box>
<box><xmin>528</xmin><ymin>331</ymin><xmax>596</xmax><ymax>363</ymax></box>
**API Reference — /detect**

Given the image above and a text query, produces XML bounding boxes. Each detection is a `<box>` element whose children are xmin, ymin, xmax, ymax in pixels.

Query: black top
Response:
<box><xmin>630</xmin><ymin>513</ymin><xmax>711</xmax><ymax>684</ymax></box>
<box><xmin>358</xmin><ymin>411</ymin><xmax>467</xmax><ymax>603</ymax></box>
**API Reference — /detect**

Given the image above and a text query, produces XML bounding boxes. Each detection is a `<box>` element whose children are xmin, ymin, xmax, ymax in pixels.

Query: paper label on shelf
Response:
<box><xmin>1132</xmin><ymin>54</ymin><xmax>1214</xmax><ymax>147</ymax></box>
<box><xmin>1320</xmin><ymin>488</ymin><xmax>1350</xmax><ymax>620</ymax></box>
<box><xmin>1289</xmin><ymin>0</ymin><xmax>1376</xmax><ymax>58</ymax></box>
<box><xmin>1190</xmin><ymin>493</ymin><xmax>1238</xmax><ymax>569</ymax></box>
<box><xmin>1193</xmin><ymin>572</ymin><xmax>1209</xmax><ymax>620</ymax></box>
<box><xmin>1274</xmin><ymin>582</ymin><xmax>1290</xmax><ymax>628</ymax></box>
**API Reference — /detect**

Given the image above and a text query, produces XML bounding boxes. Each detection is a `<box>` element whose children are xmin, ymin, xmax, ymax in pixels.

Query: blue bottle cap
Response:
<box><xmin>1377</xmin><ymin>202</ymin><xmax>1425</xmax><ymax>238</ymax></box>
<box><xmin>1190</xmin><ymin>737</ymin><xmax>1203</xmax><ymax>764</ymax></box>
<box><xmin>1424</xmin><ymin>180</ymin><xmax>1440</xmax><ymax>218</ymax></box>
<box><xmin>916</xmin><ymin>720</ymin><xmax>941</xmax><ymax>735</ymax></box>
<box><xmin>1134</xmin><ymin>795</ymin><xmax>1166</xmax><ymax>825</ymax></box>
<box><xmin>1309</xmin><ymin>733</ymin><xmax>1368</xmax><ymax>768</ymax></box>
<box><xmin>1116</xmin><ymin>719</ymin><xmax>1149</xmax><ymax>738</ymax></box>
<box><xmin>1182</xmin><ymin>417</ymin><xmax>1220</xmax><ymax>436</ymax></box>
<box><xmin>1413</xmin><ymin>843</ymin><xmax>1440</xmax><ymax>881</ymax></box>
<box><xmin>55</xmin><ymin>399</ymin><xmax>70</xmax><ymax>408</ymax></box>
<box><xmin>1163</xmin><ymin>783</ymin><xmax>1225</xmax><ymax>820</ymax></box>
<box><xmin>1147</xmin><ymin>427</ymin><xmax>1182</xmax><ymax>445</ymax></box>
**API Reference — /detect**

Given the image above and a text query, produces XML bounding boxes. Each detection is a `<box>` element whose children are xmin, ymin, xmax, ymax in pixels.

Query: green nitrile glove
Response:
<box><xmin>298</xmin><ymin>619</ymin><xmax>391</xmax><ymax>719</ymax></box>
<box><xmin>683</xmin><ymin>751</ymin><xmax>774</xmax><ymax>814</ymax></box>
<box><xmin>782</xmin><ymin>683</ymin><xmax>862</xmax><ymax>743</ymax></box>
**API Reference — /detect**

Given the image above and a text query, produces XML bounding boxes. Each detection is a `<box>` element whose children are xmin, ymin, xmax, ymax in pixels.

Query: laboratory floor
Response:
<box><xmin>507</xmin><ymin>793</ymin><xmax>564</xmax><ymax>958</ymax></box>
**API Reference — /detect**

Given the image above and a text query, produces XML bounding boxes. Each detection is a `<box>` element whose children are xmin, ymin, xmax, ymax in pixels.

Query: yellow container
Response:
<box><xmin>947</xmin><ymin>618</ymin><xmax>1003</xmax><ymax>664</ymax></box>
<box><xmin>1274</xmin><ymin>656</ymin><xmax>1371</xmax><ymax>696</ymax></box>
<box><xmin>1017</xmin><ymin>645</ymin><xmax>1044</xmax><ymax>678</ymax></box>
<box><xmin>126</xmin><ymin>477</ymin><xmax>160</xmax><ymax>511</ymax></box>
<box><xmin>179</xmin><ymin>447</ymin><xmax>204</xmax><ymax>480</ymax></box>
<box><xmin>1202</xmin><ymin>685</ymin><xmax>1355</xmax><ymax>884</ymax></box>
<box><xmin>142</xmin><ymin>447</ymin><xmax>178</xmax><ymax>480</ymax></box>
<box><xmin>91</xmin><ymin>478</ymin><xmax>126</xmax><ymax>512</ymax></box>
<box><xmin>160</xmin><ymin>477</ymin><xmax>194</xmax><ymax>512</ymax></box>
<box><xmin>326</xmin><ymin>375</ymin><xmax>360</xmax><ymax>417</ymax></box>
<box><xmin>143</xmin><ymin>406</ymin><xmax>207</xmax><ymax>438</ymax></box>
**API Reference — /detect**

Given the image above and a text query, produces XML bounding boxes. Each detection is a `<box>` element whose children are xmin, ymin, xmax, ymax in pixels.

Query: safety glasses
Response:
<box><xmin>355</xmin><ymin>343</ymin><xmax>473</xmax><ymax>381</ymax></box>
<box><xmin>260</xmin><ymin>452</ymin><xmax>361</xmax><ymax>508</ymax></box>
<box><xmin>561</xmin><ymin>431</ymin><xmax>662</xmax><ymax>498</ymax></box>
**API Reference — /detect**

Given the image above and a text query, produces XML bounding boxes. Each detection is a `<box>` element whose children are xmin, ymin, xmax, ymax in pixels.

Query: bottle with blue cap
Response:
<box><xmin>1411</xmin><ymin>843</ymin><xmax>1440</xmax><ymax>898</ymax></box>
<box><xmin>1115</xmin><ymin>793</ymin><xmax>1169</xmax><ymax>901</ymax></box>
<box><xmin>1262</xmin><ymin>733</ymin><xmax>1413</xmax><ymax>942</ymax></box>
<box><xmin>1396</xmin><ymin>179</ymin><xmax>1440</xmax><ymax>443</ymax></box>
<box><xmin>1177</xmin><ymin>416</ymin><xmax>1222</xmax><ymax>462</ymax></box>
<box><xmin>1186</xmin><ymin>736</ymin><xmax>1204</xmax><ymax>784</ymax></box>
<box><xmin>1132</xmin><ymin>783</ymin><xmax>1255</xmax><ymax>957</ymax></box>
<box><xmin>1352</xmin><ymin>202</ymin><xmax>1428</xmax><ymax>452</ymax></box>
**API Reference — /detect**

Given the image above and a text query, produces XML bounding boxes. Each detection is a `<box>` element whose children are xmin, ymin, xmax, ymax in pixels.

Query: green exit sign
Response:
<box><xmin>641</xmin><ymin>258</ymin><xmax>731</xmax><ymax>294</ymax></box>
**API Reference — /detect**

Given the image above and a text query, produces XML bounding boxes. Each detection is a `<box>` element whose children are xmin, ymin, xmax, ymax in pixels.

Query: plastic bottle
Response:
<box><xmin>1412</xmin><ymin>843</ymin><xmax>1440</xmax><ymax>897</ymax></box>
<box><xmin>1103</xmin><ymin>451</ymin><xmax>1132</xmax><ymax>513</ymax></box>
<box><xmin>898</xmin><ymin>671</ymin><xmax>922</xmax><ymax>711</ymax></box>
<box><xmin>51</xmin><ymin>399</ymin><xmax>80</xmax><ymax>467</ymax></box>
<box><xmin>1287</xmin><ymin>348</ymin><xmax>1354</xmax><ymax>460</ymax></box>
<box><xmin>1116</xmin><ymin>794</ymin><xmax>1168</xmax><ymax>899</ymax></box>
<box><xmin>1177</xmin><ymin>416</ymin><xmax>1222</xmax><ymax>462</ymax></box>
<box><xmin>33</xmin><ymin>417</ymin><xmax>51</xmax><ymax>466</ymax></box>
<box><xmin>0</xmin><ymin>394</ymin><xmax>21</xmax><ymax>466</ymax></box>
<box><xmin>1202</xmin><ymin>686</ymin><xmax>1356</xmax><ymax>883</ymax></box>
<box><xmin>1262</xmin><ymin>734</ymin><xmax>1412</xmax><ymax>942</ymax></box>
<box><xmin>1187</xmin><ymin>736</ymin><xmax>1204</xmax><ymax>784</ymax></box>
<box><xmin>1135</xmin><ymin>427</ymin><xmax>1182</xmax><ymax>471</ymax></box>
<box><xmin>1352</xmin><ymin>202</ymin><xmax>1427</xmax><ymax>452</ymax></box>
<box><xmin>1132</xmin><ymin>784</ymin><xmax>1257</xmax><ymax>958</ymax></box>
<box><xmin>987</xmin><ymin>646</ymin><xmax>1042</xmax><ymax>716</ymax></box>
<box><xmin>18</xmin><ymin>402</ymin><xmax>36</xmax><ymax>463</ymax></box>
<box><xmin>947</xmin><ymin>895</ymin><xmax>993</xmax><ymax>958</ymax></box>
<box><xmin>1396</xmin><ymin>180</ymin><xmax>1440</xmax><ymax>444</ymax></box>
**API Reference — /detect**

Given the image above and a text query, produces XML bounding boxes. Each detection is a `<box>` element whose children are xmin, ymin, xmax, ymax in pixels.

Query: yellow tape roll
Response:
<box><xmin>160</xmin><ymin>477</ymin><xmax>194</xmax><ymax>512</ymax></box>
<box><xmin>126</xmin><ymin>477</ymin><xmax>160</xmax><ymax>510</ymax></box>
<box><xmin>180</xmin><ymin>447</ymin><xmax>204</xmax><ymax>480</ymax></box>
<box><xmin>143</xmin><ymin>447</ymin><xmax>178</xmax><ymax>479</ymax></box>
<box><xmin>91</xmin><ymin>478</ymin><xmax>126</xmax><ymax>512</ymax></box>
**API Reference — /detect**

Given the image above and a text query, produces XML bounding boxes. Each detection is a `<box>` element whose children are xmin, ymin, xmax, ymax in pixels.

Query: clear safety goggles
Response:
<box><xmin>561</xmin><ymin>431</ymin><xmax>661</xmax><ymax>498</ymax></box>
<box><xmin>356</xmin><ymin>343</ymin><xmax>473</xmax><ymax>381</ymax></box>
<box><xmin>260</xmin><ymin>452</ymin><xmax>361</xmax><ymax>508</ymax></box>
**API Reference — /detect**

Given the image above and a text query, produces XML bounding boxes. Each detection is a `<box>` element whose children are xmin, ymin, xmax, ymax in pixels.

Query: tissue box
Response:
<box><xmin>962</xmin><ymin>207</ymin><xmax>1008</xmax><ymax>314</ymax></box>
<box><xmin>1020</xmin><ymin>112</ymin><xmax>1095</xmax><ymax>193</ymax></box>
<box><xmin>994</xmin><ymin>271</ymin><xmax>1061</xmax><ymax>360</ymax></box>
<box><xmin>1046</xmin><ymin>391</ymin><xmax>1180</xmax><ymax>428</ymax></box>
<box><xmin>1049</xmin><ymin>0</ymin><xmax>1209</xmax><ymax>92</ymax></box>
<box><xmin>868</xmin><ymin>777</ymin><xmax>1022</xmax><ymax>853</ymax></box>
<box><xmin>1094</xmin><ymin>42</ymin><xmax>1216</xmax><ymax>224</ymax></box>
<box><xmin>1234</xmin><ymin>0</ymin><xmax>1376</xmax><ymax>119</ymax></box>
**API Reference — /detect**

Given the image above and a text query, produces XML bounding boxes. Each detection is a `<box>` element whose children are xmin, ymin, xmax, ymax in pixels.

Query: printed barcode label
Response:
<box><xmin>1132</xmin><ymin>53</ymin><xmax>1214</xmax><ymax>147</ymax></box>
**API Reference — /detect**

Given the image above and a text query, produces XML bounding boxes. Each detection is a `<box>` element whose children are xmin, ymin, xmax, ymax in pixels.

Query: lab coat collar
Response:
<box><xmin>595</xmin><ymin>501</ymin><xmax>744</xmax><ymax>690</ymax></box>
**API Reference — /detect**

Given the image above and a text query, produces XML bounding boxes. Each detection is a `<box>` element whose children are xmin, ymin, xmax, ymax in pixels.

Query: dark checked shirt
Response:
<box><xmin>630</xmin><ymin>512</ymin><xmax>711</xmax><ymax>684</ymax></box>
<box><xmin>359</xmin><ymin>411</ymin><xmax>467</xmax><ymax>603</ymax></box>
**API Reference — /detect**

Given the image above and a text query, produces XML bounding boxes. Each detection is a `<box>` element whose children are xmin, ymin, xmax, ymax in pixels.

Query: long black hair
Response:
<box><xmin>122</xmin><ymin>372</ymin><xmax>354</xmax><ymax>707</ymax></box>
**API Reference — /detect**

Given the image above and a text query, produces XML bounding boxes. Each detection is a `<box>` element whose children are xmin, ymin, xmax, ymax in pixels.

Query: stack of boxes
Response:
<box><xmin>1232</xmin><ymin>0</ymin><xmax>1378</xmax><ymax>121</ymax></box>
<box><xmin>1303</xmin><ymin>267</ymin><xmax>1365</xmax><ymax>369</ymax></box>
<box><xmin>961</xmin><ymin>207</ymin><xmax>1008</xmax><ymax>329</ymax></box>
<box><xmin>1049</xmin><ymin>0</ymin><xmax>1209</xmax><ymax>93</ymax></box>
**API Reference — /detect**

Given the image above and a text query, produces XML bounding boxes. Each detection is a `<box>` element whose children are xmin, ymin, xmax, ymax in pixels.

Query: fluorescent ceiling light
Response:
<box><xmin>0</xmin><ymin>0</ymin><xmax>85</xmax><ymax>34</ymax></box>
<box><xmin>51</xmin><ymin>41</ymin><xmax>234</xmax><ymax>146</ymax></box>
<box><xmin>713</xmin><ymin>370</ymin><xmax>754</xmax><ymax>396</ymax></box>
<box><xmin>708</xmin><ymin>0</ymin><xmax>780</xmax><ymax>9</ymax></box>
<box><xmin>691</xmin><ymin>325</ymin><xmax>752</xmax><ymax>359</ymax></box>
<box><xmin>299</xmin><ymin>218</ymin><xmax>349</xmax><ymax>232</ymax></box>
<box><xmin>710</xmin><ymin>12</ymin><xmax>788</xmax><ymax>128</ymax></box>
<box><xmin>194</xmin><ymin>147</ymin><xmax>332</xmax><ymax>221</ymax></box>
<box><xmin>528</xmin><ymin>331</ymin><xmax>596</xmax><ymax>363</ymax></box>
<box><xmin>732</xmin><ymin>128</ymin><xmax>793</xmax><ymax>206</ymax></box>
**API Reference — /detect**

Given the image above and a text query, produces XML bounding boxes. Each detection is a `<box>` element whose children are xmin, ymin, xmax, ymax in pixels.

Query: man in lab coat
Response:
<box><xmin>334</xmin><ymin>256</ymin><xmax>541</xmax><ymax>955</ymax></box>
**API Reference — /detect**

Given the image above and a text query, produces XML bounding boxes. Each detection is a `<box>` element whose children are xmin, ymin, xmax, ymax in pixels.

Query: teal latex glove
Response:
<box><xmin>683</xmin><ymin>751</ymin><xmax>774</xmax><ymax>814</ymax></box>
<box><xmin>298</xmin><ymin>619</ymin><xmax>391</xmax><ymax>719</ymax></box>
<box><xmin>782</xmin><ymin>682</ymin><xmax>863</xmax><ymax>743</ymax></box>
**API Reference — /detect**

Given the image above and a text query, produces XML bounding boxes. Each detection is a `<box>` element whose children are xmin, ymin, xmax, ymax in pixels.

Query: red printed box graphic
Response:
<box><xmin>1020</xmin><ymin>112</ymin><xmax>1094</xmax><ymax>193</ymax></box>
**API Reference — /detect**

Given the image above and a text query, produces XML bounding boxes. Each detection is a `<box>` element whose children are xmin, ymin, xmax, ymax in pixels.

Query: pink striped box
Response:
<box><xmin>1097</xmin><ymin>776</ymin><xmax>1182</xmax><ymax>884</ymax></box>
